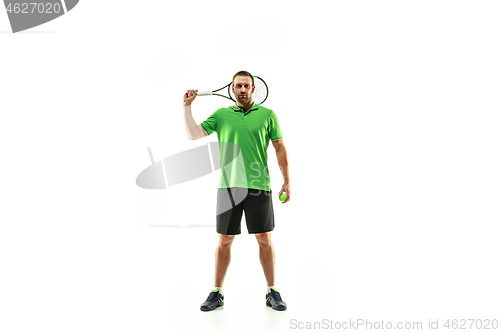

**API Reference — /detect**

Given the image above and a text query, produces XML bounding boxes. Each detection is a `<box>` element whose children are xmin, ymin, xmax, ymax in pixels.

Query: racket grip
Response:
<box><xmin>197</xmin><ymin>91</ymin><xmax>213</xmax><ymax>96</ymax></box>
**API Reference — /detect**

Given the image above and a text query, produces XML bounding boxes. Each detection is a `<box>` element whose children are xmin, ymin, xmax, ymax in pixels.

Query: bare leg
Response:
<box><xmin>214</xmin><ymin>234</ymin><xmax>236</xmax><ymax>287</ymax></box>
<box><xmin>255</xmin><ymin>232</ymin><xmax>275</xmax><ymax>286</ymax></box>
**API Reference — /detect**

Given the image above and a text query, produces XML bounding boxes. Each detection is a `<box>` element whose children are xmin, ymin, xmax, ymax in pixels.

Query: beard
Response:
<box><xmin>236</xmin><ymin>94</ymin><xmax>251</xmax><ymax>105</ymax></box>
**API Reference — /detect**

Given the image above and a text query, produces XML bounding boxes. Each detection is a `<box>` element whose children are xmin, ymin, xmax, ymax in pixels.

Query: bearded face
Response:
<box><xmin>232</xmin><ymin>76</ymin><xmax>255</xmax><ymax>106</ymax></box>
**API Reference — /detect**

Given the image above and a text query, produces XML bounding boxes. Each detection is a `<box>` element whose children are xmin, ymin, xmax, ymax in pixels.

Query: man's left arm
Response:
<box><xmin>272</xmin><ymin>139</ymin><xmax>290</xmax><ymax>203</ymax></box>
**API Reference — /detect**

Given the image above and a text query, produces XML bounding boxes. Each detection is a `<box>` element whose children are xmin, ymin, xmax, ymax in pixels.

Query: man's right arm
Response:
<box><xmin>183</xmin><ymin>89</ymin><xmax>208</xmax><ymax>140</ymax></box>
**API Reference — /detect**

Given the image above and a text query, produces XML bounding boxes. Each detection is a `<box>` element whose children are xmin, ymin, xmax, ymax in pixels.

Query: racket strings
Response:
<box><xmin>252</xmin><ymin>78</ymin><xmax>268</xmax><ymax>105</ymax></box>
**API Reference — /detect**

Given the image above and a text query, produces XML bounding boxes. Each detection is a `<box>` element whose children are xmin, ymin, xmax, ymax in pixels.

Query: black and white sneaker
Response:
<box><xmin>266</xmin><ymin>288</ymin><xmax>287</xmax><ymax>311</ymax></box>
<box><xmin>200</xmin><ymin>289</ymin><xmax>224</xmax><ymax>311</ymax></box>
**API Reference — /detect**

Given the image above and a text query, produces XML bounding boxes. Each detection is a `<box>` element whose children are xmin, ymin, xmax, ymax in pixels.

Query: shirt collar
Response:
<box><xmin>231</xmin><ymin>103</ymin><xmax>259</xmax><ymax>113</ymax></box>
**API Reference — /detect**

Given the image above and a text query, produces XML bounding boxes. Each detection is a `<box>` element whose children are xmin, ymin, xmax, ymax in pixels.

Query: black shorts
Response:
<box><xmin>216</xmin><ymin>187</ymin><xmax>275</xmax><ymax>235</ymax></box>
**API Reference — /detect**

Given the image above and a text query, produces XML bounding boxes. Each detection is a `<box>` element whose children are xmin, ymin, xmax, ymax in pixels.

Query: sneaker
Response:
<box><xmin>200</xmin><ymin>289</ymin><xmax>224</xmax><ymax>311</ymax></box>
<box><xmin>266</xmin><ymin>288</ymin><xmax>287</xmax><ymax>311</ymax></box>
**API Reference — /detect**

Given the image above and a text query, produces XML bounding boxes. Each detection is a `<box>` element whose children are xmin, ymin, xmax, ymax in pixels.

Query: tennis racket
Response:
<box><xmin>197</xmin><ymin>76</ymin><xmax>269</xmax><ymax>105</ymax></box>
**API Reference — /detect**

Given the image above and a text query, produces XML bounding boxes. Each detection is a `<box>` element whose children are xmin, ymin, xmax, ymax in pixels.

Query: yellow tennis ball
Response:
<box><xmin>279</xmin><ymin>193</ymin><xmax>287</xmax><ymax>202</ymax></box>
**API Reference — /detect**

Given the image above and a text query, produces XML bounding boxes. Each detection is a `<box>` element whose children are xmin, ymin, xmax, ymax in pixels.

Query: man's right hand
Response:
<box><xmin>184</xmin><ymin>89</ymin><xmax>198</xmax><ymax>106</ymax></box>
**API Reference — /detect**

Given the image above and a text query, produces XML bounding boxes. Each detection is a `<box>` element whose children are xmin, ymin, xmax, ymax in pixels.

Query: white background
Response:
<box><xmin>1</xmin><ymin>1</ymin><xmax>499</xmax><ymax>332</ymax></box>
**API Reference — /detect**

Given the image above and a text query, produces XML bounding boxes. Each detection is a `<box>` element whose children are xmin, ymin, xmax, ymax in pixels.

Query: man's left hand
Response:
<box><xmin>278</xmin><ymin>182</ymin><xmax>290</xmax><ymax>204</ymax></box>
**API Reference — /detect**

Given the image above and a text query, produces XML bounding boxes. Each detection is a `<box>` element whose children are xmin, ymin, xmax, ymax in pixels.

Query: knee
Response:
<box><xmin>218</xmin><ymin>234</ymin><xmax>235</xmax><ymax>248</ymax></box>
<box><xmin>255</xmin><ymin>232</ymin><xmax>271</xmax><ymax>247</ymax></box>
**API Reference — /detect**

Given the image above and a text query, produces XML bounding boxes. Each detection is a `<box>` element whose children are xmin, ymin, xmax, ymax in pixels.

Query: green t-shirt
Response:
<box><xmin>200</xmin><ymin>103</ymin><xmax>283</xmax><ymax>191</ymax></box>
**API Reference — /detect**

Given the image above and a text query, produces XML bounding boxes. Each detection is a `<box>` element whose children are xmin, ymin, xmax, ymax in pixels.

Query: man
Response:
<box><xmin>182</xmin><ymin>71</ymin><xmax>290</xmax><ymax>311</ymax></box>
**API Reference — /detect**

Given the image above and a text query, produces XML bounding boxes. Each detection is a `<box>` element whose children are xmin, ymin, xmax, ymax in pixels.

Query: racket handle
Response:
<box><xmin>197</xmin><ymin>91</ymin><xmax>213</xmax><ymax>96</ymax></box>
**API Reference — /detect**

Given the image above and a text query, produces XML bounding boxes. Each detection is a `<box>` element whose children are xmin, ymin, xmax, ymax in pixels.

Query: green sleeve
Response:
<box><xmin>268</xmin><ymin>110</ymin><xmax>283</xmax><ymax>141</ymax></box>
<box><xmin>200</xmin><ymin>110</ymin><xmax>218</xmax><ymax>136</ymax></box>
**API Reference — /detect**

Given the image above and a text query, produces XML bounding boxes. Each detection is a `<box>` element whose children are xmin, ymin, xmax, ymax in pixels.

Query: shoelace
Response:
<box><xmin>270</xmin><ymin>290</ymin><xmax>282</xmax><ymax>302</ymax></box>
<box><xmin>206</xmin><ymin>292</ymin><xmax>220</xmax><ymax>302</ymax></box>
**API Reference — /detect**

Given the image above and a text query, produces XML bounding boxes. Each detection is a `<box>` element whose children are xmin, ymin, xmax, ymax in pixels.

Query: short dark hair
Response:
<box><xmin>232</xmin><ymin>71</ymin><xmax>254</xmax><ymax>87</ymax></box>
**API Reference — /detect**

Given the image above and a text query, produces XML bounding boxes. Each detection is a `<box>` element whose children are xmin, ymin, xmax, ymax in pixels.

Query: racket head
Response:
<box><xmin>229</xmin><ymin>76</ymin><xmax>269</xmax><ymax>105</ymax></box>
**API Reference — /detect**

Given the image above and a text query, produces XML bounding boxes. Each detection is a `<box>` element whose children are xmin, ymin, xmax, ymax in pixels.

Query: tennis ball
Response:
<box><xmin>279</xmin><ymin>193</ymin><xmax>287</xmax><ymax>202</ymax></box>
